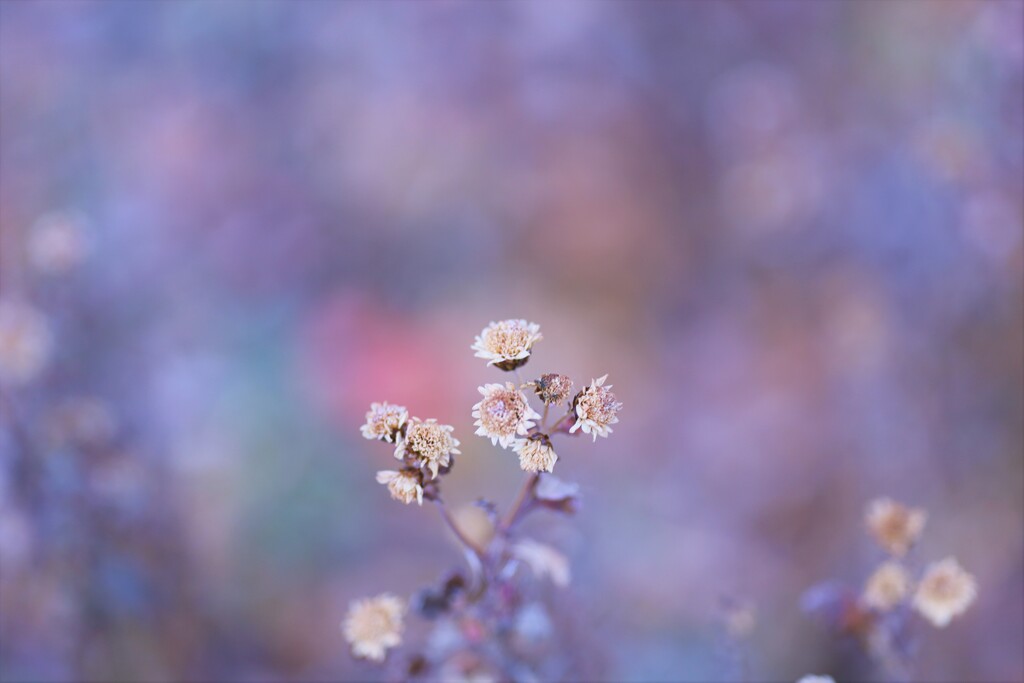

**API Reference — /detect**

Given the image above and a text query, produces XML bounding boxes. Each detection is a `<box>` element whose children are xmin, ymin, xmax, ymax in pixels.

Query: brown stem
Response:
<box><xmin>501</xmin><ymin>472</ymin><xmax>539</xmax><ymax>532</ymax></box>
<box><xmin>540</xmin><ymin>403</ymin><xmax>550</xmax><ymax>432</ymax></box>
<box><xmin>433</xmin><ymin>498</ymin><xmax>486</xmax><ymax>560</ymax></box>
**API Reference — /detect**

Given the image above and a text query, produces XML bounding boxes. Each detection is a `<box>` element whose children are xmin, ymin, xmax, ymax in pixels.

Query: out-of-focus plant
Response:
<box><xmin>344</xmin><ymin>319</ymin><xmax>622</xmax><ymax>680</ymax></box>
<box><xmin>803</xmin><ymin>498</ymin><xmax>977</xmax><ymax>681</ymax></box>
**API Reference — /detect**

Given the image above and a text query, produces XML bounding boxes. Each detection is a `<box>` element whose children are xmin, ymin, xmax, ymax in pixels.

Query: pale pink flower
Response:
<box><xmin>569</xmin><ymin>375</ymin><xmax>622</xmax><ymax>441</ymax></box>
<box><xmin>343</xmin><ymin>593</ymin><xmax>405</xmax><ymax>662</ymax></box>
<box><xmin>471</xmin><ymin>319</ymin><xmax>542</xmax><ymax>371</ymax></box>
<box><xmin>472</xmin><ymin>382</ymin><xmax>539</xmax><ymax>448</ymax></box>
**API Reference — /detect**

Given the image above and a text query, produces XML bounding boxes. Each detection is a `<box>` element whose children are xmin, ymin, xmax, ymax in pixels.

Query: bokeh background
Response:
<box><xmin>1</xmin><ymin>1</ymin><xmax>1022</xmax><ymax>681</ymax></box>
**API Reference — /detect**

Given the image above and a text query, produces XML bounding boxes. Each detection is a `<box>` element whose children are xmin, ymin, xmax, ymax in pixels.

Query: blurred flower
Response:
<box><xmin>913</xmin><ymin>557</ymin><xmax>977</xmax><ymax>628</ymax></box>
<box><xmin>796</xmin><ymin>676</ymin><xmax>835</xmax><ymax>683</ymax></box>
<box><xmin>0</xmin><ymin>300</ymin><xmax>53</xmax><ymax>386</ymax></box>
<box><xmin>395</xmin><ymin>418</ymin><xmax>460</xmax><ymax>479</ymax></box>
<box><xmin>720</xmin><ymin>597</ymin><xmax>757</xmax><ymax>639</ymax></box>
<box><xmin>472</xmin><ymin>382</ymin><xmax>539</xmax><ymax>448</ymax></box>
<box><xmin>361</xmin><ymin>402</ymin><xmax>409</xmax><ymax>443</ymax></box>
<box><xmin>530</xmin><ymin>373</ymin><xmax>574</xmax><ymax>406</ymax></box>
<box><xmin>27</xmin><ymin>211</ymin><xmax>90</xmax><ymax>276</ymax></box>
<box><xmin>570</xmin><ymin>375</ymin><xmax>622</xmax><ymax>441</ymax></box>
<box><xmin>514</xmin><ymin>434</ymin><xmax>558</xmax><ymax>473</ymax></box>
<box><xmin>865</xmin><ymin>498</ymin><xmax>926</xmax><ymax>557</ymax></box>
<box><xmin>46</xmin><ymin>396</ymin><xmax>117</xmax><ymax>448</ymax></box>
<box><xmin>512</xmin><ymin>539</ymin><xmax>570</xmax><ymax>587</ymax></box>
<box><xmin>862</xmin><ymin>561</ymin><xmax>911</xmax><ymax>612</ymax></box>
<box><xmin>471</xmin><ymin>320</ymin><xmax>542</xmax><ymax>371</ymax></box>
<box><xmin>376</xmin><ymin>469</ymin><xmax>423</xmax><ymax>506</ymax></box>
<box><xmin>343</xmin><ymin>593</ymin><xmax>405</xmax><ymax>662</ymax></box>
<box><xmin>534</xmin><ymin>472</ymin><xmax>581</xmax><ymax>514</ymax></box>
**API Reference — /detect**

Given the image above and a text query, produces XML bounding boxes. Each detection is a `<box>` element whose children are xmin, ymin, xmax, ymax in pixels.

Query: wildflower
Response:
<box><xmin>376</xmin><ymin>469</ymin><xmax>423</xmax><ymax>505</ymax></box>
<box><xmin>862</xmin><ymin>561</ymin><xmax>911</xmax><ymax>611</ymax></box>
<box><xmin>530</xmin><ymin>373</ymin><xmax>574</xmax><ymax>406</ymax></box>
<box><xmin>796</xmin><ymin>676</ymin><xmax>835</xmax><ymax>683</ymax></box>
<box><xmin>912</xmin><ymin>557</ymin><xmax>977</xmax><ymax>628</ymax></box>
<box><xmin>514</xmin><ymin>434</ymin><xmax>558</xmax><ymax>473</ymax></box>
<box><xmin>0</xmin><ymin>300</ymin><xmax>52</xmax><ymax>386</ymax></box>
<box><xmin>395</xmin><ymin>418</ymin><xmax>460</xmax><ymax>479</ymax></box>
<box><xmin>472</xmin><ymin>382</ymin><xmax>539</xmax><ymax>448</ymax></box>
<box><xmin>512</xmin><ymin>539</ymin><xmax>570</xmax><ymax>587</ymax></box>
<box><xmin>865</xmin><ymin>498</ymin><xmax>927</xmax><ymax>557</ymax></box>
<box><xmin>569</xmin><ymin>374</ymin><xmax>622</xmax><ymax>441</ymax></box>
<box><xmin>361</xmin><ymin>402</ymin><xmax>409</xmax><ymax>443</ymax></box>
<box><xmin>534</xmin><ymin>473</ymin><xmax>581</xmax><ymax>514</ymax></box>
<box><xmin>343</xmin><ymin>593</ymin><xmax>405</xmax><ymax>662</ymax></box>
<box><xmin>471</xmin><ymin>319</ymin><xmax>542</xmax><ymax>371</ymax></box>
<box><xmin>27</xmin><ymin>211</ymin><xmax>89</xmax><ymax>275</ymax></box>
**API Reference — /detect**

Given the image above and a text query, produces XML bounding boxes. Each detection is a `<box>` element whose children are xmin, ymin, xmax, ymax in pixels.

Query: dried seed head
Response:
<box><xmin>361</xmin><ymin>402</ymin><xmax>409</xmax><ymax>443</ymax></box>
<box><xmin>0</xmin><ymin>300</ymin><xmax>52</xmax><ymax>387</ymax></box>
<box><xmin>395</xmin><ymin>418</ymin><xmax>460</xmax><ymax>479</ymax></box>
<box><xmin>912</xmin><ymin>557</ymin><xmax>977</xmax><ymax>628</ymax></box>
<box><xmin>569</xmin><ymin>375</ymin><xmax>622</xmax><ymax>441</ymax></box>
<box><xmin>862</xmin><ymin>561</ymin><xmax>911</xmax><ymax>612</ymax></box>
<box><xmin>472</xmin><ymin>382</ymin><xmax>539</xmax><ymax>449</ymax></box>
<box><xmin>531</xmin><ymin>373</ymin><xmax>574</xmax><ymax>406</ymax></box>
<box><xmin>865</xmin><ymin>498</ymin><xmax>927</xmax><ymax>557</ymax></box>
<box><xmin>471</xmin><ymin>319</ymin><xmax>542</xmax><ymax>371</ymax></box>
<box><xmin>514</xmin><ymin>434</ymin><xmax>558</xmax><ymax>473</ymax></box>
<box><xmin>342</xmin><ymin>593</ymin><xmax>405</xmax><ymax>662</ymax></box>
<box><xmin>375</xmin><ymin>469</ymin><xmax>424</xmax><ymax>505</ymax></box>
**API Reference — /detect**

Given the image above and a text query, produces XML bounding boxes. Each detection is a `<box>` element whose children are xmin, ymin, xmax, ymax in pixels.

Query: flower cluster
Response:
<box><xmin>469</xmin><ymin>320</ymin><xmax>621</xmax><ymax>474</ymax></box>
<box><xmin>804</xmin><ymin>497</ymin><xmax>978</xmax><ymax>680</ymax></box>
<box><xmin>361</xmin><ymin>403</ymin><xmax>460</xmax><ymax>506</ymax></box>
<box><xmin>859</xmin><ymin>497</ymin><xmax>976</xmax><ymax>628</ymax></box>
<box><xmin>344</xmin><ymin>320</ymin><xmax>621</xmax><ymax>669</ymax></box>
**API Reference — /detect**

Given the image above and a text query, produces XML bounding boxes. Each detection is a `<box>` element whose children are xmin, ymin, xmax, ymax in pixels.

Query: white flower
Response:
<box><xmin>865</xmin><ymin>498</ymin><xmax>927</xmax><ymax>557</ymax></box>
<box><xmin>471</xmin><ymin>319</ymin><xmax>542</xmax><ymax>371</ymax></box>
<box><xmin>796</xmin><ymin>676</ymin><xmax>835</xmax><ymax>683</ymax></box>
<box><xmin>569</xmin><ymin>375</ymin><xmax>622</xmax><ymax>441</ymax></box>
<box><xmin>375</xmin><ymin>470</ymin><xmax>423</xmax><ymax>505</ymax></box>
<box><xmin>343</xmin><ymin>593</ymin><xmax>405</xmax><ymax>662</ymax></box>
<box><xmin>513</xmin><ymin>436</ymin><xmax>558</xmax><ymax>473</ymax></box>
<box><xmin>472</xmin><ymin>382</ymin><xmax>539</xmax><ymax>448</ymax></box>
<box><xmin>395</xmin><ymin>418</ymin><xmax>460</xmax><ymax>479</ymax></box>
<box><xmin>361</xmin><ymin>402</ymin><xmax>409</xmax><ymax>443</ymax></box>
<box><xmin>862</xmin><ymin>561</ymin><xmax>911</xmax><ymax>611</ymax></box>
<box><xmin>912</xmin><ymin>557</ymin><xmax>977</xmax><ymax>628</ymax></box>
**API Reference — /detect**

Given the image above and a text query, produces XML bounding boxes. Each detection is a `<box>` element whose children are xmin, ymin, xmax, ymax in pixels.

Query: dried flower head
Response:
<box><xmin>396</xmin><ymin>418</ymin><xmax>460</xmax><ymax>479</ymax></box>
<box><xmin>531</xmin><ymin>373</ymin><xmax>574</xmax><ymax>406</ymax></box>
<box><xmin>343</xmin><ymin>593</ymin><xmax>405</xmax><ymax>662</ymax></box>
<box><xmin>28</xmin><ymin>212</ymin><xmax>89</xmax><ymax>276</ymax></box>
<box><xmin>912</xmin><ymin>557</ymin><xmax>977</xmax><ymax>628</ymax></box>
<box><xmin>361</xmin><ymin>402</ymin><xmax>409</xmax><ymax>443</ymax></box>
<box><xmin>0</xmin><ymin>300</ymin><xmax>53</xmax><ymax>387</ymax></box>
<box><xmin>376</xmin><ymin>469</ymin><xmax>424</xmax><ymax>505</ymax></box>
<box><xmin>471</xmin><ymin>319</ymin><xmax>542</xmax><ymax>371</ymax></box>
<box><xmin>865</xmin><ymin>498</ymin><xmax>927</xmax><ymax>557</ymax></box>
<box><xmin>862</xmin><ymin>560</ymin><xmax>911</xmax><ymax>612</ymax></box>
<box><xmin>512</xmin><ymin>539</ymin><xmax>570</xmax><ymax>587</ymax></box>
<box><xmin>472</xmin><ymin>382</ymin><xmax>539</xmax><ymax>448</ymax></box>
<box><xmin>569</xmin><ymin>374</ymin><xmax>622</xmax><ymax>441</ymax></box>
<box><xmin>514</xmin><ymin>434</ymin><xmax>558</xmax><ymax>473</ymax></box>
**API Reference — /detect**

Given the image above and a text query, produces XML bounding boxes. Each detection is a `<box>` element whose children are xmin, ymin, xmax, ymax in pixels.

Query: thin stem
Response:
<box><xmin>433</xmin><ymin>498</ymin><xmax>486</xmax><ymax>560</ymax></box>
<box><xmin>501</xmin><ymin>472</ymin><xmax>539</xmax><ymax>532</ymax></box>
<box><xmin>540</xmin><ymin>403</ymin><xmax>550</xmax><ymax>432</ymax></box>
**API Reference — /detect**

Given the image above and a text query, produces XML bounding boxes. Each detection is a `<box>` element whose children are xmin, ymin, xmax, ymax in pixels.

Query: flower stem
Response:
<box><xmin>501</xmin><ymin>472</ymin><xmax>539</xmax><ymax>532</ymax></box>
<box><xmin>433</xmin><ymin>498</ymin><xmax>486</xmax><ymax>560</ymax></box>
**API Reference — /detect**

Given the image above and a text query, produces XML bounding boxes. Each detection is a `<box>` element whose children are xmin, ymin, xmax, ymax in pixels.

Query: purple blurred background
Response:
<box><xmin>1</xmin><ymin>1</ymin><xmax>1022</xmax><ymax>681</ymax></box>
